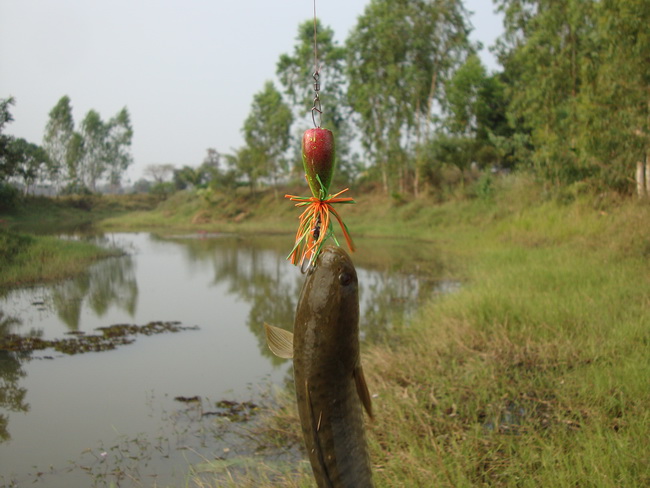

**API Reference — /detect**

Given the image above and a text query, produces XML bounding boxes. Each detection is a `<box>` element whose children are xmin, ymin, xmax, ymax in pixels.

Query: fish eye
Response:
<box><xmin>339</xmin><ymin>272</ymin><xmax>353</xmax><ymax>286</ymax></box>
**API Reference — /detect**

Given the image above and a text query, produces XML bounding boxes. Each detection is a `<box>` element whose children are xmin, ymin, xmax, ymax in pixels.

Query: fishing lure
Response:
<box><xmin>286</xmin><ymin>127</ymin><xmax>355</xmax><ymax>270</ymax></box>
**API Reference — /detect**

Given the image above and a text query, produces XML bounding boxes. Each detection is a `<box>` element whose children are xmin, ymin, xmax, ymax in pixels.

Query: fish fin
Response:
<box><xmin>354</xmin><ymin>365</ymin><xmax>373</xmax><ymax>419</ymax></box>
<box><xmin>263</xmin><ymin>323</ymin><xmax>293</xmax><ymax>359</ymax></box>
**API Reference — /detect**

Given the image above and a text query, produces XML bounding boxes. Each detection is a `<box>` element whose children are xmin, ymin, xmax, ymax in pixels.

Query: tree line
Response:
<box><xmin>3</xmin><ymin>0</ymin><xmax>648</xmax><ymax>200</ymax></box>
<box><xmin>223</xmin><ymin>0</ymin><xmax>649</xmax><ymax>196</ymax></box>
<box><xmin>0</xmin><ymin>95</ymin><xmax>132</xmax><ymax>197</ymax></box>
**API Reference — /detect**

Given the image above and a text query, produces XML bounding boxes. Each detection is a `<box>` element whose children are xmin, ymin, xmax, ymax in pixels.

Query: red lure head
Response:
<box><xmin>302</xmin><ymin>128</ymin><xmax>335</xmax><ymax>199</ymax></box>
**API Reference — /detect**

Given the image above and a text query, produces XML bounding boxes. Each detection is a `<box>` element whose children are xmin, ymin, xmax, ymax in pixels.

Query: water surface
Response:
<box><xmin>0</xmin><ymin>233</ymin><xmax>448</xmax><ymax>487</ymax></box>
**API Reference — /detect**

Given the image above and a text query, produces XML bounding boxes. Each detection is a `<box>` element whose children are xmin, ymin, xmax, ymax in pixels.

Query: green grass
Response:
<box><xmin>188</xmin><ymin>175</ymin><xmax>650</xmax><ymax>487</ymax></box>
<box><xmin>100</xmin><ymin>188</ymin><xmax>297</xmax><ymax>235</ymax></box>
<box><xmin>0</xmin><ymin>193</ymin><xmax>158</xmax><ymax>234</ymax></box>
<box><xmin>0</xmin><ymin>229</ymin><xmax>119</xmax><ymax>289</ymax></box>
<box><xmin>3</xmin><ymin>176</ymin><xmax>649</xmax><ymax>486</ymax></box>
<box><xmin>0</xmin><ymin>194</ymin><xmax>154</xmax><ymax>289</ymax></box>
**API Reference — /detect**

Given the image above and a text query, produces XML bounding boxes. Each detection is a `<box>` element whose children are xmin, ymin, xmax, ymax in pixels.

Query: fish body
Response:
<box><xmin>265</xmin><ymin>245</ymin><xmax>373</xmax><ymax>488</ymax></box>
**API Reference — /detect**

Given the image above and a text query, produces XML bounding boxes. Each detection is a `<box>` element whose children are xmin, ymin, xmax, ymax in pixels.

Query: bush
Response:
<box><xmin>60</xmin><ymin>182</ymin><xmax>93</xmax><ymax>196</ymax></box>
<box><xmin>149</xmin><ymin>182</ymin><xmax>176</xmax><ymax>201</ymax></box>
<box><xmin>0</xmin><ymin>228</ymin><xmax>32</xmax><ymax>264</ymax></box>
<box><xmin>0</xmin><ymin>183</ymin><xmax>20</xmax><ymax>211</ymax></box>
<box><xmin>475</xmin><ymin>172</ymin><xmax>494</xmax><ymax>200</ymax></box>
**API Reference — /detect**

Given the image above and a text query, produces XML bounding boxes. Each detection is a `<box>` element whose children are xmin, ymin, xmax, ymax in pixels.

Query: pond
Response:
<box><xmin>0</xmin><ymin>232</ymin><xmax>452</xmax><ymax>487</ymax></box>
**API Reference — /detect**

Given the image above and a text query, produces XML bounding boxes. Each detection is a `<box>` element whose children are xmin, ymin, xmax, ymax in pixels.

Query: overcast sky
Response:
<box><xmin>0</xmin><ymin>0</ymin><xmax>503</xmax><ymax>182</ymax></box>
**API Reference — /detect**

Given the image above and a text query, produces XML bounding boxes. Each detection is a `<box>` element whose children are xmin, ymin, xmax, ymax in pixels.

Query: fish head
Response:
<box><xmin>304</xmin><ymin>245</ymin><xmax>358</xmax><ymax>315</ymax></box>
<box><xmin>296</xmin><ymin>245</ymin><xmax>360</xmax><ymax>360</ymax></box>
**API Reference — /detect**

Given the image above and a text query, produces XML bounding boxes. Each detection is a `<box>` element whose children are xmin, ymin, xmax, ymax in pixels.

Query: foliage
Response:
<box><xmin>78</xmin><ymin>109</ymin><xmax>106</xmax><ymax>190</ymax></box>
<box><xmin>1</xmin><ymin>98</ymin><xmax>52</xmax><ymax>192</ymax></box>
<box><xmin>0</xmin><ymin>98</ymin><xmax>16</xmax><ymax>171</ymax></box>
<box><xmin>0</xmin><ymin>183</ymin><xmax>20</xmax><ymax>211</ymax></box>
<box><xmin>0</xmin><ymin>97</ymin><xmax>14</xmax><ymax>132</ymax></box>
<box><xmin>242</xmin><ymin>81</ymin><xmax>293</xmax><ymax>190</ymax></box>
<box><xmin>149</xmin><ymin>181</ymin><xmax>176</xmax><ymax>201</ymax></box>
<box><xmin>60</xmin><ymin>181</ymin><xmax>93</xmax><ymax>196</ymax></box>
<box><xmin>144</xmin><ymin>163</ymin><xmax>174</xmax><ymax>183</ymax></box>
<box><xmin>578</xmin><ymin>0</ymin><xmax>650</xmax><ymax>190</ymax></box>
<box><xmin>4</xmin><ymin>138</ymin><xmax>51</xmax><ymax>192</ymax></box>
<box><xmin>421</xmin><ymin>133</ymin><xmax>477</xmax><ymax>190</ymax></box>
<box><xmin>224</xmin><ymin>146</ymin><xmax>261</xmax><ymax>193</ymax></box>
<box><xmin>124</xmin><ymin>0</ymin><xmax>645</xmax><ymax>198</ymax></box>
<box><xmin>346</xmin><ymin>0</ymin><xmax>473</xmax><ymax>194</ymax></box>
<box><xmin>0</xmin><ymin>228</ymin><xmax>116</xmax><ymax>289</ymax></box>
<box><xmin>0</xmin><ymin>97</ymin><xmax>17</xmax><ymax>181</ymax></box>
<box><xmin>494</xmin><ymin>0</ymin><xmax>650</xmax><ymax>191</ymax></box>
<box><xmin>173</xmin><ymin>165</ymin><xmax>203</xmax><ymax>190</ymax></box>
<box><xmin>104</xmin><ymin>107</ymin><xmax>134</xmax><ymax>188</ymax></box>
<box><xmin>276</xmin><ymin>20</ymin><xmax>357</xmax><ymax>182</ymax></box>
<box><xmin>42</xmin><ymin>95</ymin><xmax>75</xmax><ymax>185</ymax></box>
<box><xmin>131</xmin><ymin>178</ymin><xmax>152</xmax><ymax>194</ymax></box>
<box><xmin>443</xmin><ymin>54</ymin><xmax>510</xmax><ymax>145</ymax></box>
<box><xmin>42</xmin><ymin>96</ymin><xmax>133</xmax><ymax>193</ymax></box>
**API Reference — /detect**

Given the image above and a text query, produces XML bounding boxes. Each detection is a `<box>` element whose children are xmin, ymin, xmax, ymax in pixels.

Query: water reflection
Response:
<box><xmin>0</xmin><ymin>233</ymin><xmax>453</xmax><ymax>485</ymax></box>
<box><xmin>164</xmin><ymin>234</ymin><xmax>449</xmax><ymax>347</ymax></box>
<box><xmin>163</xmin><ymin>235</ymin><xmax>303</xmax><ymax>366</ymax></box>
<box><xmin>0</xmin><ymin>312</ymin><xmax>29</xmax><ymax>442</ymax></box>
<box><xmin>50</xmin><ymin>255</ymin><xmax>138</xmax><ymax>331</ymax></box>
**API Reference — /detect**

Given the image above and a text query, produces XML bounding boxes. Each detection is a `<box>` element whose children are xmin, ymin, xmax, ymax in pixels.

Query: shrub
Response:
<box><xmin>0</xmin><ymin>183</ymin><xmax>20</xmax><ymax>211</ymax></box>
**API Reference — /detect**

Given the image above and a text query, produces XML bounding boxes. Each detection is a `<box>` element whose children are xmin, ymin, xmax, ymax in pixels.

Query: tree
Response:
<box><xmin>427</xmin><ymin>55</ymin><xmax>511</xmax><ymax>177</ymax></box>
<box><xmin>42</xmin><ymin>97</ymin><xmax>133</xmax><ymax>193</ymax></box>
<box><xmin>225</xmin><ymin>146</ymin><xmax>260</xmax><ymax>193</ymax></box>
<box><xmin>1</xmin><ymin>99</ymin><xmax>53</xmax><ymax>194</ymax></box>
<box><xmin>43</xmin><ymin>96</ymin><xmax>75</xmax><ymax>187</ymax></box>
<box><xmin>444</xmin><ymin>54</ymin><xmax>488</xmax><ymax>137</ymax></box>
<box><xmin>6</xmin><ymin>138</ymin><xmax>51</xmax><ymax>194</ymax></box>
<box><xmin>494</xmin><ymin>0</ymin><xmax>596</xmax><ymax>186</ymax></box>
<box><xmin>202</xmin><ymin>148</ymin><xmax>221</xmax><ymax>176</ymax></box>
<box><xmin>144</xmin><ymin>163</ymin><xmax>175</xmax><ymax>183</ymax></box>
<box><xmin>346</xmin><ymin>0</ymin><xmax>473</xmax><ymax>194</ymax></box>
<box><xmin>0</xmin><ymin>97</ymin><xmax>17</xmax><ymax>181</ymax></box>
<box><xmin>198</xmin><ymin>148</ymin><xmax>238</xmax><ymax>190</ymax></box>
<box><xmin>423</xmin><ymin>133</ymin><xmax>476</xmax><ymax>190</ymax></box>
<box><xmin>0</xmin><ymin>97</ymin><xmax>14</xmax><ymax>133</ymax></box>
<box><xmin>105</xmin><ymin>107</ymin><xmax>133</xmax><ymax>189</ymax></box>
<box><xmin>173</xmin><ymin>166</ymin><xmax>202</xmax><ymax>190</ymax></box>
<box><xmin>579</xmin><ymin>0</ymin><xmax>650</xmax><ymax>191</ymax></box>
<box><xmin>66</xmin><ymin>132</ymin><xmax>84</xmax><ymax>184</ymax></box>
<box><xmin>78</xmin><ymin>110</ymin><xmax>107</xmax><ymax>191</ymax></box>
<box><xmin>242</xmin><ymin>81</ymin><xmax>293</xmax><ymax>194</ymax></box>
<box><xmin>132</xmin><ymin>178</ymin><xmax>151</xmax><ymax>193</ymax></box>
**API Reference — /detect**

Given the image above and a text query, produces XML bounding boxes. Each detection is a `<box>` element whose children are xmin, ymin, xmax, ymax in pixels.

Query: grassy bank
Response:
<box><xmin>0</xmin><ymin>229</ymin><xmax>120</xmax><ymax>289</ymax></box>
<box><xmin>188</xmin><ymin>176</ymin><xmax>649</xmax><ymax>487</ymax></box>
<box><xmin>3</xmin><ymin>178</ymin><xmax>648</xmax><ymax>485</ymax></box>
<box><xmin>0</xmin><ymin>194</ymin><xmax>154</xmax><ymax>289</ymax></box>
<box><xmin>358</xmin><ymin>201</ymin><xmax>650</xmax><ymax>486</ymax></box>
<box><xmin>1</xmin><ymin>193</ymin><xmax>158</xmax><ymax>234</ymax></box>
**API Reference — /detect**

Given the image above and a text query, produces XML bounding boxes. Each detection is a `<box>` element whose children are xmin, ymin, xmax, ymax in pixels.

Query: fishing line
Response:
<box><xmin>285</xmin><ymin>0</ymin><xmax>355</xmax><ymax>271</ymax></box>
<box><xmin>311</xmin><ymin>0</ymin><xmax>322</xmax><ymax>128</ymax></box>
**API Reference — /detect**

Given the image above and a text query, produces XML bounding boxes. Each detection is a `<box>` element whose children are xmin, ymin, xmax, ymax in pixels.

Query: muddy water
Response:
<box><xmin>0</xmin><ymin>233</ymin><xmax>450</xmax><ymax>487</ymax></box>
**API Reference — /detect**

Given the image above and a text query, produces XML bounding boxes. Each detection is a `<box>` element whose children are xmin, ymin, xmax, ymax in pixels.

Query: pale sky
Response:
<box><xmin>0</xmin><ymin>0</ymin><xmax>503</xmax><ymax>183</ymax></box>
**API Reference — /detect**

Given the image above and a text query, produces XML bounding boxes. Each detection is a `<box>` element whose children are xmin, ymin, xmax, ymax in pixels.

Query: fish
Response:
<box><xmin>265</xmin><ymin>245</ymin><xmax>374</xmax><ymax>488</ymax></box>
